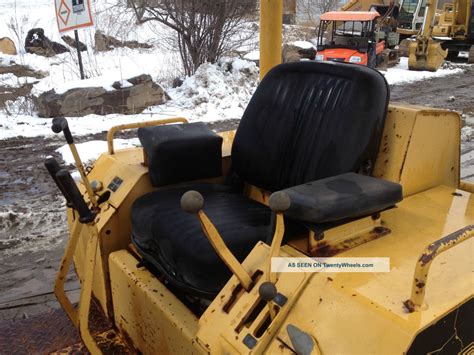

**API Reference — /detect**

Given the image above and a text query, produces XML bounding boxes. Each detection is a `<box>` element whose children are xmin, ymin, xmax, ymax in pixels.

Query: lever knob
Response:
<box><xmin>259</xmin><ymin>282</ymin><xmax>277</xmax><ymax>302</ymax></box>
<box><xmin>269</xmin><ymin>191</ymin><xmax>290</xmax><ymax>212</ymax></box>
<box><xmin>51</xmin><ymin>117</ymin><xmax>74</xmax><ymax>144</ymax></box>
<box><xmin>181</xmin><ymin>190</ymin><xmax>204</xmax><ymax>213</ymax></box>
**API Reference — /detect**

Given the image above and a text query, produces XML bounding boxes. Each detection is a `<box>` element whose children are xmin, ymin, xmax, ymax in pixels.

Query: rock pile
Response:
<box><xmin>94</xmin><ymin>31</ymin><xmax>152</xmax><ymax>52</ymax></box>
<box><xmin>35</xmin><ymin>74</ymin><xmax>169</xmax><ymax>117</ymax></box>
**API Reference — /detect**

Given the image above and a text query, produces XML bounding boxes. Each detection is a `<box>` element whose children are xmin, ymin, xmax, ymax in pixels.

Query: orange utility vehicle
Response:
<box><xmin>315</xmin><ymin>11</ymin><xmax>389</xmax><ymax>67</ymax></box>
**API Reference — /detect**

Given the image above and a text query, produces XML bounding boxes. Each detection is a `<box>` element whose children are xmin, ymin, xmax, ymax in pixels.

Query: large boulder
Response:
<box><xmin>94</xmin><ymin>30</ymin><xmax>152</xmax><ymax>52</ymax></box>
<box><xmin>282</xmin><ymin>41</ymin><xmax>316</xmax><ymax>63</ymax></box>
<box><xmin>35</xmin><ymin>74</ymin><xmax>170</xmax><ymax>118</ymax></box>
<box><xmin>0</xmin><ymin>37</ymin><xmax>17</xmax><ymax>55</ymax></box>
<box><xmin>25</xmin><ymin>28</ymin><xmax>69</xmax><ymax>57</ymax></box>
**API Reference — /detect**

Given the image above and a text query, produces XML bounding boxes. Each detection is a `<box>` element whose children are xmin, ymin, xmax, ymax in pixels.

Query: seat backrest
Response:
<box><xmin>231</xmin><ymin>61</ymin><xmax>389</xmax><ymax>192</ymax></box>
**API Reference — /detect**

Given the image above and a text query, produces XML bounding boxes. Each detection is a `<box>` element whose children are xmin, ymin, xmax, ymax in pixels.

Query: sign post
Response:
<box><xmin>74</xmin><ymin>30</ymin><xmax>85</xmax><ymax>79</ymax></box>
<box><xmin>54</xmin><ymin>0</ymin><xmax>94</xmax><ymax>79</ymax></box>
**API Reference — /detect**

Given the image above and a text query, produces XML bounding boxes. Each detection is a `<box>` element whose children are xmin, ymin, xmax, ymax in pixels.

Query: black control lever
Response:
<box><xmin>52</xmin><ymin>117</ymin><xmax>74</xmax><ymax>144</ymax></box>
<box><xmin>56</xmin><ymin>169</ymin><xmax>96</xmax><ymax>224</ymax></box>
<box><xmin>51</xmin><ymin>117</ymin><xmax>98</xmax><ymax>209</ymax></box>
<box><xmin>44</xmin><ymin>157</ymin><xmax>74</xmax><ymax>208</ymax></box>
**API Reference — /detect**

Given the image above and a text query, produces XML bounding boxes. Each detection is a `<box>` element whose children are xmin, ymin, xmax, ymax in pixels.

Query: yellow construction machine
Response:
<box><xmin>31</xmin><ymin>0</ymin><xmax>473</xmax><ymax>354</ymax></box>
<box><xmin>342</xmin><ymin>0</ymin><xmax>427</xmax><ymax>37</ymax></box>
<box><xmin>408</xmin><ymin>0</ymin><xmax>474</xmax><ymax>70</ymax></box>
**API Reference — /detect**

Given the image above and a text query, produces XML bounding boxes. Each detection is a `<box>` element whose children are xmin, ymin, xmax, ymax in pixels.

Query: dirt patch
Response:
<box><xmin>390</xmin><ymin>65</ymin><xmax>474</xmax><ymax>116</ymax></box>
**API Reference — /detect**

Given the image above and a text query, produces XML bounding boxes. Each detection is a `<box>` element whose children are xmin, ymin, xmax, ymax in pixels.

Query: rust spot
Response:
<box><xmin>418</xmin><ymin>225</ymin><xmax>473</xmax><ymax>266</ymax></box>
<box><xmin>403</xmin><ymin>299</ymin><xmax>415</xmax><ymax>313</ymax></box>
<box><xmin>352</xmin><ymin>294</ymin><xmax>356</xmax><ymax>296</ymax></box>
<box><xmin>319</xmin><ymin>297</ymin><xmax>323</xmax><ymax>303</ymax></box>
<box><xmin>371</xmin><ymin>213</ymin><xmax>381</xmax><ymax>220</ymax></box>
<box><xmin>312</xmin><ymin>227</ymin><xmax>391</xmax><ymax>257</ymax></box>
<box><xmin>416</xmin><ymin>282</ymin><xmax>425</xmax><ymax>289</ymax></box>
<box><xmin>327</xmin><ymin>277</ymin><xmax>333</xmax><ymax>282</ymax></box>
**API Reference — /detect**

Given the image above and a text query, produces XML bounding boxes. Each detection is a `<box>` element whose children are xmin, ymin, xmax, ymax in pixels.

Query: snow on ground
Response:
<box><xmin>56</xmin><ymin>138</ymin><xmax>141</xmax><ymax>180</ymax></box>
<box><xmin>56</xmin><ymin>138</ymin><xmax>140</xmax><ymax>166</ymax></box>
<box><xmin>382</xmin><ymin>57</ymin><xmax>463</xmax><ymax>85</ymax></box>
<box><xmin>290</xmin><ymin>40</ymin><xmax>315</xmax><ymax>49</ymax></box>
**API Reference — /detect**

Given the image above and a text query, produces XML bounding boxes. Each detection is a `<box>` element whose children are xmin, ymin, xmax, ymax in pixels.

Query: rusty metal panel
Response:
<box><xmin>196</xmin><ymin>242</ymin><xmax>310</xmax><ymax>354</ymax></box>
<box><xmin>108</xmin><ymin>250</ymin><xmax>202</xmax><ymax>354</ymax></box>
<box><xmin>0</xmin><ymin>308</ymin><xmax>81</xmax><ymax>354</ymax></box>
<box><xmin>0</xmin><ymin>301</ymin><xmax>112</xmax><ymax>354</ymax></box>
<box><xmin>373</xmin><ymin>104</ymin><xmax>461</xmax><ymax>197</ymax></box>
<box><xmin>373</xmin><ymin>104</ymin><xmax>417</xmax><ymax>185</ymax></box>
<box><xmin>400</xmin><ymin>110</ymin><xmax>460</xmax><ymax>196</ymax></box>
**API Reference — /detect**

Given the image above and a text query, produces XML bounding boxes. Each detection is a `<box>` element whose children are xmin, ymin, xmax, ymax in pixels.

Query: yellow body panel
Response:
<box><xmin>109</xmin><ymin>250</ymin><xmax>201</xmax><ymax>354</ymax></box>
<box><xmin>107</xmin><ymin>186</ymin><xmax>473</xmax><ymax>354</ymax></box>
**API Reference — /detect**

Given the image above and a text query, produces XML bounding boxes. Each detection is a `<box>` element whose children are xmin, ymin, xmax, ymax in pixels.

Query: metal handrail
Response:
<box><xmin>107</xmin><ymin>117</ymin><xmax>188</xmax><ymax>154</ymax></box>
<box><xmin>404</xmin><ymin>225</ymin><xmax>473</xmax><ymax>312</ymax></box>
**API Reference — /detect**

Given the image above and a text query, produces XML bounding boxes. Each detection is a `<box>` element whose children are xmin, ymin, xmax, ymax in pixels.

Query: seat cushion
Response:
<box><xmin>231</xmin><ymin>61</ymin><xmax>389</xmax><ymax>192</ymax></box>
<box><xmin>282</xmin><ymin>173</ymin><xmax>403</xmax><ymax>224</ymax></box>
<box><xmin>131</xmin><ymin>184</ymin><xmax>272</xmax><ymax>298</ymax></box>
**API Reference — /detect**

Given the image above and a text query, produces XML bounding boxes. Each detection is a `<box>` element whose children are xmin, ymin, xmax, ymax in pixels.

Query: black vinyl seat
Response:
<box><xmin>131</xmin><ymin>61</ymin><xmax>401</xmax><ymax>298</ymax></box>
<box><xmin>131</xmin><ymin>184</ymin><xmax>272</xmax><ymax>298</ymax></box>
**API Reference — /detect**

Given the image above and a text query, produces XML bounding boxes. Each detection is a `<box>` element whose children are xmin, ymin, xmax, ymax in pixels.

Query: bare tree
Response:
<box><xmin>129</xmin><ymin>0</ymin><xmax>257</xmax><ymax>76</ymax></box>
<box><xmin>298</xmin><ymin>0</ymin><xmax>340</xmax><ymax>25</ymax></box>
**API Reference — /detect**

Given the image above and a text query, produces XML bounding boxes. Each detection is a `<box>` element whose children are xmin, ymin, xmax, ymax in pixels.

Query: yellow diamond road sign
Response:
<box><xmin>54</xmin><ymin>0</ymin><xmax>94</xmax><ymax>33</ymax></box>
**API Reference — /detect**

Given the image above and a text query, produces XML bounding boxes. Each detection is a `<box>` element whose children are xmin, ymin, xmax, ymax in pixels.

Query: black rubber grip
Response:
<box><xmin>44</xmin><ymin>158</ymin><xmax>74</xmax><ymax>208</ymax></box>
<box><xmin>52</xmin><ymin>117</ymin><xmax>74</xmax><ymax>144</ymax></box>
<box><xmin>56</xmin><ymin>169</ymin><xmax>96</xmax><ymax>224</ymax></box>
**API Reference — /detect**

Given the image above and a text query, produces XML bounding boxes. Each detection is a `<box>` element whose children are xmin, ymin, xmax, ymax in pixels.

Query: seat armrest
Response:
<box><xmin>280</xmin><ymin>173</ymin><xmax>403</xmax><ymax>224</ymax></box>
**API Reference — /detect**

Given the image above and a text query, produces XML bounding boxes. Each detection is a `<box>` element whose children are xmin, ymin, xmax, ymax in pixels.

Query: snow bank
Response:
<box><xmin>167</xmin><ymin>58</ymin><xmax>259</xmax><ymax>122</ymax></box>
